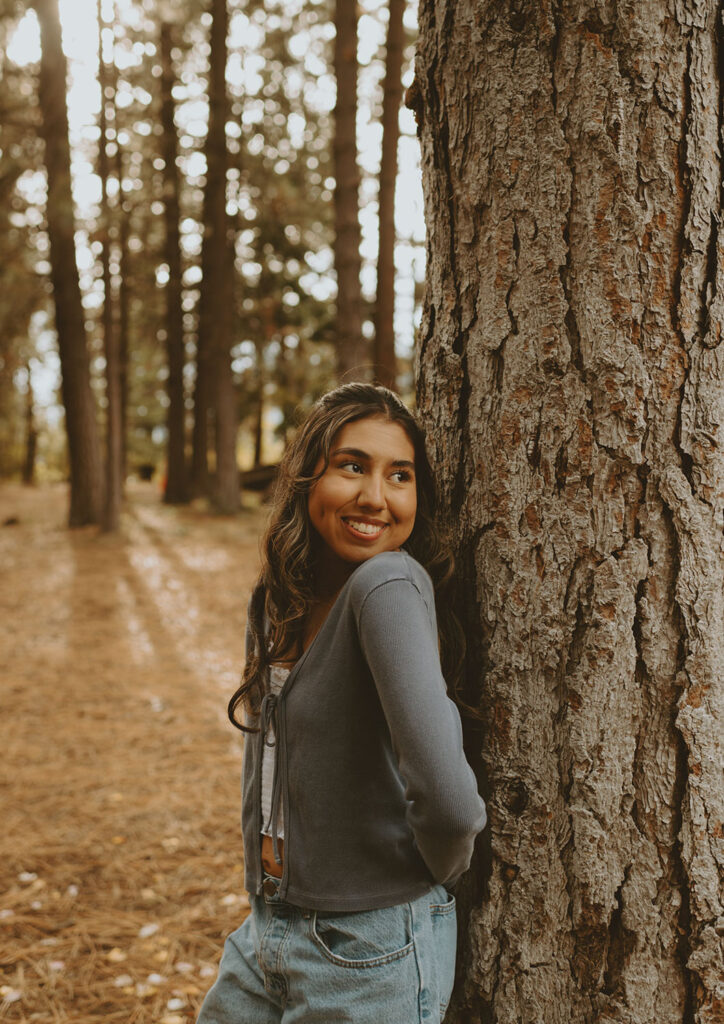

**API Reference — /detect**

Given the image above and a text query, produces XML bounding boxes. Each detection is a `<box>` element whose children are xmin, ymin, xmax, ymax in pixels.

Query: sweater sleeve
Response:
<box><xmin>357</xmin><ymin>577</ymin><xmax>487</xmax><ymax>886</ymax></box>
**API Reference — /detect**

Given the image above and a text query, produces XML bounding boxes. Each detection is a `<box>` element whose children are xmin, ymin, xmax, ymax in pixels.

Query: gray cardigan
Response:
<box><xmin>240</xmin><ymin>550</ymin><xmax>487</xmax><ymax>911</ymax></box>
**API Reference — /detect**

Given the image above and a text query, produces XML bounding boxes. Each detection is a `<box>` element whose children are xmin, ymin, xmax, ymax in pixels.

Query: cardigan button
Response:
<box><xmin>263</xmin><ymin>876</ymin><xmax>280</xmax><ymax>898</ymax></box>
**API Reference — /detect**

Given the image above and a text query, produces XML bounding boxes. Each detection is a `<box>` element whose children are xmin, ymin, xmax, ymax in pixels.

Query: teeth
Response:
<box><xmin>346</xmin><ymin>520</ymin><xmax>384</xmax><ymax>535</ymax></box>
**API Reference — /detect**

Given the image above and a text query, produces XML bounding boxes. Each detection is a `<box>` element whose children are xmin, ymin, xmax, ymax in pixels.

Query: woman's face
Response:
<box><xmin>307</xmin><ymin>416</ymin><xmax>417</xmax><ymax>577</ymax></box>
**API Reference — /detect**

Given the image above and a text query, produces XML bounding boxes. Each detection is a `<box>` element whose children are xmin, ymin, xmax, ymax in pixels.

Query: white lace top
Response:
<box><xmin>260</xmin><ymin>664</ymin><xmax>290</xmax><ymax>839</ymax></box>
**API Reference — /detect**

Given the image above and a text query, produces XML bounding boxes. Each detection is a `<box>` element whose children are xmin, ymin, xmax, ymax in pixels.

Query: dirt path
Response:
<box><xmin>0</xmin><ymin>481</ymin><xmax>267</xmax><ymax>1023</ymax></box>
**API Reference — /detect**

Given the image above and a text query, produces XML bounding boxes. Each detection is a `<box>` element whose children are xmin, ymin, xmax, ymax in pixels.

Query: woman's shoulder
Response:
<box><xmin>346</xmin><ymin>549</ymin><xmax>432</xmax><ymax>604</ymax></box>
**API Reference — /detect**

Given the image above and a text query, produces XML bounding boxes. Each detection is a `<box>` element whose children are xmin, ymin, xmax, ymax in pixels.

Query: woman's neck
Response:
<box><xmin>312</xmin><ymin>549</ymin><xmax>356</xmax><ymax>602</ymax></box>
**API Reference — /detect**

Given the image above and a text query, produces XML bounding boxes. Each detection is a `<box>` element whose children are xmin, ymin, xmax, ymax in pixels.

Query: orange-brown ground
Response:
<box><xmin>0</xmin><ymin>480</ymin><xmax>268</xmax><ymax>1023</ymax></box>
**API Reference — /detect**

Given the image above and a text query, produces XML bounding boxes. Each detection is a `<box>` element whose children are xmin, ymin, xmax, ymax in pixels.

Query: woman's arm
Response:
<box><xmin>357</xmin><ymin>576</ymin><xmax>487</xmax><ymax>886</ymax></box>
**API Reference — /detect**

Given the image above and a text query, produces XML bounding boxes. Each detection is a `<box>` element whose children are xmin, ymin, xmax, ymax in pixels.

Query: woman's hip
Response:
<box><xmin>197</xmin><ymin>882</ymin><xmax>457</xmax><ymax>1024</ymax></box>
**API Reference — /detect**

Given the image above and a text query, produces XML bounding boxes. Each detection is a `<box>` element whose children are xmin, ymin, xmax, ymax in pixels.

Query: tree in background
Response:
<box><xmin>194</xmin><ymin>0</ymin><xmax>239</xmax><ymax>512</ymax></box>
<box><xmin>3</xmin><ymin>0</ymin><xmax>415</xmax><ymax>497</ymax></box>
<box><xmin>229</xmin><ymin>0</ymin><xmax>337</xmax><ymax>459</ymax></box>
<box><xmin>159</xmin><ymin>17</ymin><xmax>189</xmax><ymax>504</ymax></box>
<box><xmin>333</xmin><ymin>0</ymin><xmax>365</xmax><ymax>379</ymax></box>
<box><xmin>0</xmin><ymin>6</ymin><xmax>46</xmax><ymax>481</ymax></box>
<box><xmin>413</xmin><ymin>2</ymin><xmax>723</xmax><ymax>1022</ymax></box>
<box><xmin>32</xmin><ymin>0</ymin><xmax>103</xmax><ymax>526</ymax></box>
<box><xmin>97</xmin><ymin>0</ymin><xmax>123</xmax><ymax>531</ymax></box>
<box><xmin>373</xmin><ymin>0</ymin><xmax>404</xmax><ymax>389</ymax></box>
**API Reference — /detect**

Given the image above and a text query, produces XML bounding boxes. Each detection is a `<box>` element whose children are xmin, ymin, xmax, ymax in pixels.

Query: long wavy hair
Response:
<box><xmin>228</xmin><ymin>383</ymin><xmax>464</xmax><ymax>731</ymax></box>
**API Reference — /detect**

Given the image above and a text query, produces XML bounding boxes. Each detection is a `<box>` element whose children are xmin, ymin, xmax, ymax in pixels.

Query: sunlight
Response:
<box><xmin>6</xmin><ymin>9</ymin><xmax>41</xmax><ymax>64</ymax></box>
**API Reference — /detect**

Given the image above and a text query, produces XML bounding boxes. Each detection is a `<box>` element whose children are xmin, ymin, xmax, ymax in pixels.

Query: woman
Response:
<box><xmin>197</xmin><ymin>383</ymin><xmax>486</xmax><ymax>1024</ymax></box>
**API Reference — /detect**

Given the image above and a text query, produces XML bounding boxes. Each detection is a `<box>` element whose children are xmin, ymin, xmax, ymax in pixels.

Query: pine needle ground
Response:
<box><xmin>0</xmin><ymin>480</ymin><xmax>266</xmax><ymax>1023</ymax></box>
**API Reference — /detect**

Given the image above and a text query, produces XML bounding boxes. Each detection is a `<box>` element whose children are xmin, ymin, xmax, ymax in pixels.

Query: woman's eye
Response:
<box><xmin>391</xmin><ymin>469</ymin><xmax>412</xmax><ymax>483</ymax></box>
<box><xmin>340</xmin><ymin>461</ymin><xmax>363</xmax><ymax>473</ymax></box>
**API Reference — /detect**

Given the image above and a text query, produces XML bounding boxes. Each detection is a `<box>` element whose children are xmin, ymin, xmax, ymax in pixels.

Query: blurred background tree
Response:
<box><xmin>0</xmin><ymin>0</ymin><xmax>425</xmax><ymax>526</ymax></box>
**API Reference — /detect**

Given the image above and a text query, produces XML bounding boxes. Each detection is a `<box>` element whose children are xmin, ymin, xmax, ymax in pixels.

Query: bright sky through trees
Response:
<box><xmin>7</xmin><ymin>0</ymin><xmax>425</xmax><ymax>413</ymax></box>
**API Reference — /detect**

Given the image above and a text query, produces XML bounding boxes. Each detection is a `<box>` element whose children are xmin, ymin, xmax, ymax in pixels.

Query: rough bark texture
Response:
<box><xmin>33</xmin><ymin>0</ymin><xmax>103</xmax><ymax>527</ymax></box>
<box><xmin>160</xmin><ymin>21</ymin><xmax>189</xmax><ymax>506</ymax></box>
<box><xmin>374</xmin><ymin>0</ymin><xmax>405</xmax><ymax>389</ymax></box>
<box><xmin>413</xmin><ymin>2</ymin><xmax>724</xmax><ymax>1023</ymax></box>
<box><xmin>334</xmin><ymin>0</ymin><xmax>367</xmax><ymax>379</ymax></box>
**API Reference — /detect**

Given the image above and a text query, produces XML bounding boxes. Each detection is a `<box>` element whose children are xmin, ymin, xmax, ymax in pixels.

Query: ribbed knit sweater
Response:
<box><xmin>240</xmin><ymin>550</ymin><xmax>487</xmax><ymax>911</ymax></box>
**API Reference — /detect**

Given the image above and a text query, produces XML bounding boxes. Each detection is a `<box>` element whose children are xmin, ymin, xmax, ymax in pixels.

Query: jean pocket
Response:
<box><xmin>311</xmin><ymin>904</ymin><xmax>414</xmax><ymax>969</ymax></box>
<box><xmin>429</xmin><ymin>890</ymin><xmax>456</xmax><ymax>1013</ymax></box>
<box><xmin>429</xmin><ymin>889</ymin><xmax>456</xmax><ymax>917</ymax></box>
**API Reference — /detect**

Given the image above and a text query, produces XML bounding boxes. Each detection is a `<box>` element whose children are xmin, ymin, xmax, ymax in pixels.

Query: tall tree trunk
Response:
<box><xmin>254</xmin><ymin>302</ymin><xmax>276</xmax><ymax>469</ymax></box>
<box><xmin>22</xmin><ymin>362</ymin><xmax>37</xmax><ymax>486</ymax></box>
<box><xmin>115</xmin><ymin>133</ymin><xmax>130</xmax><ymax>484</ymax></box>
<box><xmin>413</xmin><ymin>3</ymin><xmax>723</xmax><ymax>1024</ymax></box>
<box><xmin>205</xmin><ymin>0</ymin><xmax>239</xmax><ymax>513</ymax></box>
<box><xmin>373</xmin><ymin>0</ymin><xmax>405</xmax><ymax>389</ymax></box>
<box><xmin>334</xmin><ymin>0</ymin><xmax>366</xmax><ymax>379</ymax></box>
<box><xmin>98</xmin><ymin>0</ymin><xmax>123</xmax><ymax>532</ymax></box>
<box><xmin>253</xmin><ymin>372</ymin><xmax>263</xmax><ymax>469</ymax></box>
<box><xmin>32</xmin><ymin>0</ymin><xmax>103</xmax><ymax>526</ymax></box>
<box><xmin>190</xmin><ymin>320</ymin><xmax>210</xmax><ymax>496</ymax></box>
<box><xmin>193</xmin><ymin>0</ymin><xmax>239</xmax><ymax>512</ymax></box>
<box><xmin>160</xmin><ymin>20</ymin><xmax>188</xmax><ymax>505</ymax></box>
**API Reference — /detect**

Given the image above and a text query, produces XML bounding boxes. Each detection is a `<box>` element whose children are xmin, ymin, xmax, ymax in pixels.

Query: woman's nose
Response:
<box><xmin>357</xmin><ymin>473</ymin><xmax>385</xmax><ymax>508</ymax></box>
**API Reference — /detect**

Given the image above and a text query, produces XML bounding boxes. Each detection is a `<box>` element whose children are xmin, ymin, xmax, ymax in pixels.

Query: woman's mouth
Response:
<box><xmin>342</xmin><ymin>518</ymin><xmax>387</xmax><ymax>539</ymax></box>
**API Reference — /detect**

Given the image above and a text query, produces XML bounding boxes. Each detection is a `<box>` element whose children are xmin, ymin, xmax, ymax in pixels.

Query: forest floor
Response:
<box><xmin>0</xmin><ymin>479</ymin><xmax>268</xmax><ymax>1024</ymax></box>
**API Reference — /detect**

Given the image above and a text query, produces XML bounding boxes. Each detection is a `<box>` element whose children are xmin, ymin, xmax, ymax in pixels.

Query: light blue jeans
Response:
<box><xmin>196</xmin><ymin>880</ymin><xmax>457</xmax><ymax>1023</ymax></box>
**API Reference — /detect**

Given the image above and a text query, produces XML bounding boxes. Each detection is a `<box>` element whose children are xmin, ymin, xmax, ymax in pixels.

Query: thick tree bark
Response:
<box><xmin>194</xmin><ymin>0</ymin><xmax>239</xmax><ymax>512</ymax></box>
<box><xmin>160</xmin><ymin>21</ymin><xmax>188</xmax><ymax>505</ymax></box>
<box><xmin>33</xmin><ymin>0</ymin><xmax>103</xmax><ymax>526</ymax></box>
<box><xmin>98</xmin><ymin>0</ymin><xmax>123</xmax><ymax>532</ymax></box>
<box><xmin>334</xmin><ymin>0</ymin><xmax>366</xmax><ymax>379</ymax></box>
<box><xmin>373</xmin><ymin>0</ymin><xmax>405</xmax><ymax>389</ymax></box>
<box><xmin>413</xmin><ymin>2</ymin><xmax>723</xmax><ymax>1023</ymax></box>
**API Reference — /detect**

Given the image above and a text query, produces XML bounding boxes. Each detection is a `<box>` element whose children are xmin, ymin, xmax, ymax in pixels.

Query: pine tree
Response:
<box><xmin>32</xmin><ymin>0</ymin><xmax>104</xmax><ymax>525</ymax></box>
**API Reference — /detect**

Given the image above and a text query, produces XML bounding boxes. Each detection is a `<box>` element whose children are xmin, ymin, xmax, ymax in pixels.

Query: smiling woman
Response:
<box><xmin>307</xmin><ymin>416</ymin><xmax>418</xmax><ymax>592</ymax></box>
<box><xmin>197</xmin><ymin>382</ymin><xmax>487</xmax><ymax>1024</ymax></box>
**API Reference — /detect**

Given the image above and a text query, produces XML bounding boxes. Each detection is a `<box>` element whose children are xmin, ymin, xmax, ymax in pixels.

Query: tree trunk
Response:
<box><xmin>160</xmin><ymin>20</ymin><xmax>188</xmax><ymax>505</ymax></box>
<box><xmin>191</xmin><ymin>322</ymin><xmax>211</xmax><ymax>496</ymax></box>
<box><xmin>373</xmin><ymin>0</ymin><xmax>405</xmax><ymax>389</ymax></box>
<box><xmin>116</xmin><ymin>144</ymin><xmax>130</xmax><ymax>484</ymax></box>
<box><xmin>33</xmin><ymin>0</ymin><xmax>103</xmax><ymax>526</ymax></box>
<box><xmin>207</xmin><ymin>0</ymin><xmax>239</xmax><ymax>514</ymax></box>
<box><xmin>22</xmin><ymin>362</ymin><xmax>37</xmax><ymax>486</ymax></box>
<box><xmin>253</xmin><ymin>334</ymin><xmax>264</xmax><ymax>469</ymax></box>
<box><xmin>334</xmin><ymin>0</ymin><xmax>366</xmax><ymax>379</ymax></box>
<box><xmin>194</xmin><ymin>0</ymin><xmax>239</xmax><ymax>512</ymax></box>
<box><xmin>413</xmin><ymin>3</ymin><xmax>723</xmax><ymax>1023</ymax></box>
<box><xmin>98</xmin><ymin>0</ymin><xmax>123</xmax><ymax>532</ymax></box>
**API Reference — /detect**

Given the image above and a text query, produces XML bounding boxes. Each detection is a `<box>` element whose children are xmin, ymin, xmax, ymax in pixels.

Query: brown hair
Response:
<box><xmin>228</xmin><ymin>382</ymin><xmax>464</xmax><ymax>730</ymax></box>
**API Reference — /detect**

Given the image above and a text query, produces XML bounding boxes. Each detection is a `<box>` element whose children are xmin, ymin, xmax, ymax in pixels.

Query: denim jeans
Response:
<box><xmin>196</xmin><ymin>880</ymin><xmax>457</xmax><ymax>1023</ymax></box>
